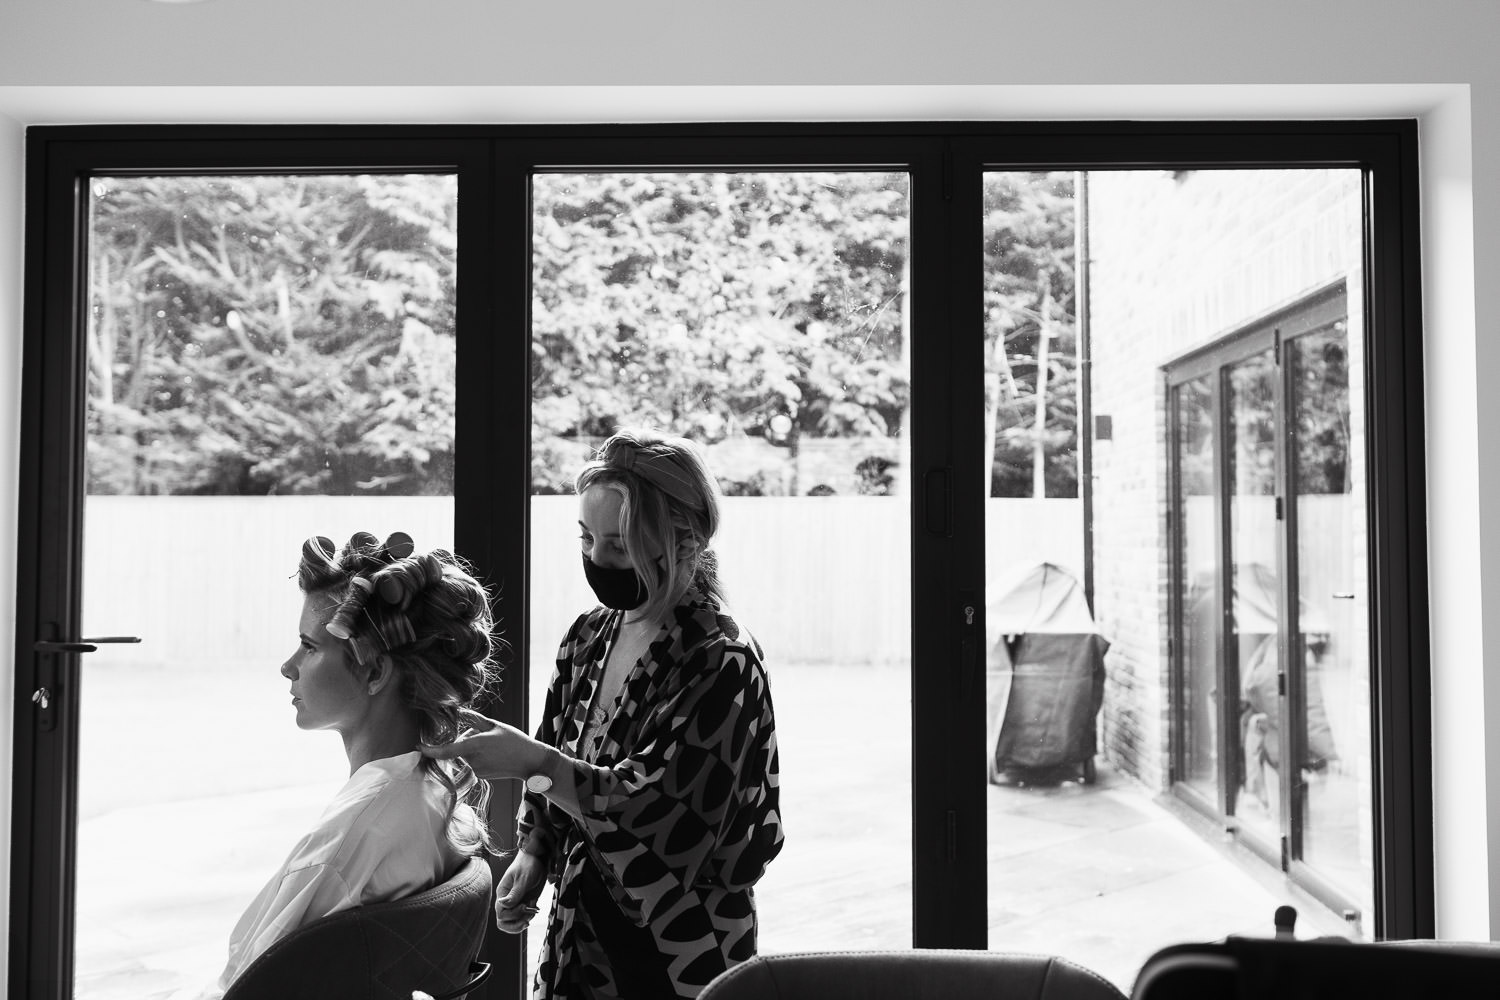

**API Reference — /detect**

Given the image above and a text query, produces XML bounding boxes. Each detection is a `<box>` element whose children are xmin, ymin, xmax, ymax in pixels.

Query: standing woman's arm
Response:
<box><xmin>561</xmin><ymin>636</ymin><xmax>782</xmax><ymax>924</ymax></box>
<box><xmin>512</xmin><ymin>613</ymin><xmax>590</xmax><ymax>856</ymax></box>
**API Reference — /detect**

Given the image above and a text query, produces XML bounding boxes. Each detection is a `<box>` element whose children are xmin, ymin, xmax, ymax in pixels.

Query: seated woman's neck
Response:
<box><xmin>342</xmin><ymin>699</ymin><xmax>421</xmax><ymax>775</ymax></box>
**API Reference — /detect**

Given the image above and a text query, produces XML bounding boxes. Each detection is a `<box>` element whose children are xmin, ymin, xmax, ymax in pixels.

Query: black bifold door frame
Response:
<box><xmin>10</xmin><ymin>121</ymin><xmax>1427</xmax><ymax>1000</ymax></box>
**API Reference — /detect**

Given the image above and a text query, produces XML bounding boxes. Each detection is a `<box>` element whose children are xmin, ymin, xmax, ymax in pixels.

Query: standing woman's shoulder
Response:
<box><xmin>677</xmin><ymin>597</ymin><xmax>767</xmax><ymax>677</ymax></box>
<box><xmin>560</xmin><ymin>604</ymin><xmax>613</xmax><ymax>650</ymax></box>
<box><xmin>713</xmin><ymin>606</ymin><xmax>766</xmax><ymax>665</ymax></box>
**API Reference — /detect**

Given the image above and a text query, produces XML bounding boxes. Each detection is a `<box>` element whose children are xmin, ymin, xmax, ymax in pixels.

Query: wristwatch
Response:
<box><xmin>524</xmin><ymin>772</ymin><xmax>553</xmax><ymax>794</ymax></box>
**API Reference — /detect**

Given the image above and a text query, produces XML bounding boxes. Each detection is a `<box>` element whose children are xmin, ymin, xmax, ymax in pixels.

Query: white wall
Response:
<box><xmin>0</xmin><ymin>103</ymin><xmax>21</xmax><ymax>994</ymax></box>
<box><xmin>0</xmin><ymin>0</ymin><xmax>1494</xmax><ymax>982</ymax></box>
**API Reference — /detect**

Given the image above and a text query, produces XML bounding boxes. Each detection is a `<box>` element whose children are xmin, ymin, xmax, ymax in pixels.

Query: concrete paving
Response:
<box><xmin>71</xmin><ymin>659</ymin><xmax>1359</xmax><ymax>999</ymax></box>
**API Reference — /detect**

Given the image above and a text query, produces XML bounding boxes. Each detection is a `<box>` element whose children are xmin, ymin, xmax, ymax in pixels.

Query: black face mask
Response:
<box><xmin>582</xmin><ymin>555</ymin><xmax>648</xmax><ymax>611</ymax></box>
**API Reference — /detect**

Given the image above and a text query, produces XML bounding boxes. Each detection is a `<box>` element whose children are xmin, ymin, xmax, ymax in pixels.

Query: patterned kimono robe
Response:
<box><xmin>517</xmin><ymin>596</ymin><xmax>783</xmax><ymax>999</ymax></box>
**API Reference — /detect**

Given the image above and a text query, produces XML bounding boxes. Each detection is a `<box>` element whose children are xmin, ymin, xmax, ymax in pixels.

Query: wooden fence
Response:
<box><xmin>80</xmin><ymin>495</ymin><xmax>1084</xmax><ymax>667</ymax></box>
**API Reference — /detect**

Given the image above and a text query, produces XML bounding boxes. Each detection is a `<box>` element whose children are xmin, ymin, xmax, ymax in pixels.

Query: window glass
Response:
<box><xmin>983</xmin><ymin>170</ymin><xmax>1370</xmax><ymax>987</ymax></box>
<box><xmin>76</xmin><ymin>174</ymin><xmax>458</xmax><ymax>1000</ymax></box>
<box><xmin>526</xmin><ymin>171</ymin><xmax>913</xmax><ymax>981</ymax></box>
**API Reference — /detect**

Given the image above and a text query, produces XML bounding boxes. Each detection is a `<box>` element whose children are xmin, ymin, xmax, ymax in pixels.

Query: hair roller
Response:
<box><xmin>374</xmin><ymin>552</ymin><xmax>447</xmax><ymax>609</ymax></box>
<box><xmin>375</xmin><ymin>560</ymin><xmax>419</xmax><ymax>609</ymax></box>
<box><xmin>375</xmin><ymin>565</ymin><xmax>411</xmax><ymax>607</ymax></box>
<box><xmin>346</xmin><ymin>635</ymin><xmax>379</xmax><ymax>667</ymax></box>
<box><xmin>349</xmin><ymin>530</ymin><xmax>379</xmax><ymax>552</ymax></box>
<box><xmin>326</xmin><ymin>577</ymin><xmax>373</xmax><ymax>640</ymax></box>
<box><xmin>376</xmin><ymin>611</ymin><xmax>417</xmax><ymax>650</ymax></box>
<box><xmin>419</xmin><ymin>552</ymin><xmax>444</xmax><ymax>588</ymax></box>
<box><xmin>303</xmin><ymin>535</ymin><xmax>337</xmax><ymax>565</ymax></box>
<box><xmin>382</xmin><ymin>531</ymin><xmax>415</xmax><ymax>561</ymax></box>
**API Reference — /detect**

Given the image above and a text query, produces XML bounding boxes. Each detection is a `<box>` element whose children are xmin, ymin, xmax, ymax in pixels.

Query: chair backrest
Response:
<box><xmin>700</xmin><ymin>950</ymin><xmax>1127</xmax><ymax>1000</ymax></box>
<box><xmin>1131</xmin><ymin>937</ymin><xmax>1500</xmax><ymax>1000</ymax></box>
<box><xmin>223</xmin><ymin>855</ymin><xmax>494</xmax><ymax>1000</ymax></box>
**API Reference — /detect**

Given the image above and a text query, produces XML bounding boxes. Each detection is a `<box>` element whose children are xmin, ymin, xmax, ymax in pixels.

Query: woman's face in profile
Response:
<box><xmin>281</xmin><ymin>593</ymin><xmax>370</xmax><ymax>733</ymax></box>
<box><xmin>579</xmin><ymin>485</ymin><xmax>635</xmax><ymax>570</ymax></box>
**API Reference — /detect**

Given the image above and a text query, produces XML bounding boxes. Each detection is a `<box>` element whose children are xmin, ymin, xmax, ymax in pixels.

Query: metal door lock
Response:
<box><xmin>32</xmin><ymin>688</ymin><xmax>50</xmax><ymax>710</ymax></box>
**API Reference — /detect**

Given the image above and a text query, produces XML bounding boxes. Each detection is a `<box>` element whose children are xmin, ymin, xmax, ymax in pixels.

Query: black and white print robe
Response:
<box><xmin>517</xmin><ymin>596</ymin><xmax>784</xmax><ymax>999</ymax></box>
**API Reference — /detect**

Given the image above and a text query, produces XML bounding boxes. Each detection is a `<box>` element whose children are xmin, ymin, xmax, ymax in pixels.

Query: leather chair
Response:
<box><xmin>700</xmin><ymin>950</ymin><xmax>1127</xmax><ymax>1000</ymax></box>
<box><xmin>222</xmin><ymin>855</ymin><xmax>494</xmax><ymax>1000</ymax></box>
<box><xmin>1131</xmin><ymin>936</ymin><xmax>1500</xmax><ymax>999</ymax></box>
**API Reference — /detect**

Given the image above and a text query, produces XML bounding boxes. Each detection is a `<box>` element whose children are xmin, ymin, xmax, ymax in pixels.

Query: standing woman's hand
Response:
<box><xmin>493</xmin><ymin>851</ymin><xmax>549</xmax><ymax>933</ymax></box>
<box><xmin>419</xmin><ymin>707</ymin><xmax>544</xmax><ymax>781</ymax></box>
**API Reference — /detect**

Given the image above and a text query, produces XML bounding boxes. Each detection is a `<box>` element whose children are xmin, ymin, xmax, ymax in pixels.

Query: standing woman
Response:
<box><xmin>424</xmin><ymin>427</ymin><xmax>783</xmax><ymax>999</ymax></box>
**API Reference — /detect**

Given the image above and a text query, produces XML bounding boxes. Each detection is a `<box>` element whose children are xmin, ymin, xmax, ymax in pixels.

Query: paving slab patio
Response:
<box><xmin>73</xmin><ymin>660</ymin><xmax>1358</xmax><ymax>999</ymax></box>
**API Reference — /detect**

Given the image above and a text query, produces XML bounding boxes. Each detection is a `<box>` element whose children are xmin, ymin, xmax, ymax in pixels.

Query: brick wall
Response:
<box><xmin>1087</xmin><ymin>168</ymin><xmax>1367</xmax><ymax>791</ymax></box>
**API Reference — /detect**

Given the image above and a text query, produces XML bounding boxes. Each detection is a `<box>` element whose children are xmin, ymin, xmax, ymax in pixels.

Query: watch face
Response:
<box><xmin>526</xmin><ymin>773</ymin><xmax>553</xmax><ymax>794</ymax></box>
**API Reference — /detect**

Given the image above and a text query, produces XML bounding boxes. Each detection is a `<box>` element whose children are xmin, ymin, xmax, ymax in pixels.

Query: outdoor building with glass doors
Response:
<box><xmin>9</xmin><ymin>122</ymin><xmax>1428</xmax><ymax>1000</ymax></box>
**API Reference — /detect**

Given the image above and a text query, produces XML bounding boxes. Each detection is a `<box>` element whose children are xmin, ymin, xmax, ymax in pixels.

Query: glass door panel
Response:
<box><xmin>1287</xmin><ymin>323</ymin><xmax>1373</xmax><ymax>926</ymax></box>
<box><xmin>1174</xmin><ymin>375</ymin><xmax>1218</xmax><ymax>805</ymax></box>
<box><xmin>983</xmin><ymin>168</ymin><xmax>1369</xmax><ymax>989</ymax></box>
<box><xmin>527</xmin><ymin>171</ymin><xmax>912</xmax><ymax>981</ymax></box>
<box><xmin>77</xmin><ymin>174</ymin><xmax>459</xmax><ymax>1000</ymax></box>
<box><xmin>1225</xmin><ymin>349</ymin><xmax>1281</xmax><ymax>847</ymax></box>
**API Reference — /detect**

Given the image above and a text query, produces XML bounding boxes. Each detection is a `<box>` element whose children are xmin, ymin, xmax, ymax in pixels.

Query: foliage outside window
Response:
<box><xmin>88</xmin><ymin>171</ymin><xmax>1084</xmax><ymax>500</ymax></box>
<box><xmin>86</xmin><ymin>175</ymin><xmax>457</xmax><ymax>496</ymax></box>
<box><xmin>983</xmin><ymin>172</ymin><xmax>1078</xmax><ymax>499</ymax></box>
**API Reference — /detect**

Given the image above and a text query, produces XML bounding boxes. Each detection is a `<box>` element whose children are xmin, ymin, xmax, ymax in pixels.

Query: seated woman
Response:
<box><xmin>203</xmin><ymin>530</ymin><xmax>498</xmax><ymax>999</ymax></box>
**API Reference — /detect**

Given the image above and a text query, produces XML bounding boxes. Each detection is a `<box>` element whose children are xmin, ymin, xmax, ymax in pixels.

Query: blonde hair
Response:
<box><xmin>298</xmin><ymin>532</ymin><xmax>499</xmax><ymax>857</ymax></box>
<box><xmin>576</xmin><ymin>427</ymin><xmax>725</xmax><ymax>624</ymax></box>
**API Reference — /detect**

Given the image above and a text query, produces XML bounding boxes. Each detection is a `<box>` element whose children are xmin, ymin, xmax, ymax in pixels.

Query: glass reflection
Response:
<box><xmin>1290</xmin><ymin>323</ymin><xmax>1373</xmax><ymax>924</ymax></box>
<box><xmin>1226</xmin><ymin>350</ymin><xmax>1281</xmax><ymax>845</ymax></box>
<box><xmin>1175</xmin><ymin>376</ymin><xmax>1218</xmax><ymax>803</ymax></box>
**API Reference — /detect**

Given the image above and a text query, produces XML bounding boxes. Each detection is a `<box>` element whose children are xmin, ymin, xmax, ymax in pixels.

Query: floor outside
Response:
<box><xmin>74</xmin><ymin>660</ymin><xmax>1355</xmax><ymax>999</ymax></box>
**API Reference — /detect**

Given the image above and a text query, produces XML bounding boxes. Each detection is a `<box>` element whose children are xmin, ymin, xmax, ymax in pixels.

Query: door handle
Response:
<box><xmin>924</xmin><ymin>467</ymin><xmax>952</xmax><ymax>536</ymax></box>
<box><xmin>34</xmin><ymin>636</ymin><xmax>142</xmax><ymax>654</ymax></box>
<box><xmin>30</xmin><ymin>635</ymin><xmax>142</xmax><ymax>732</ymax></box>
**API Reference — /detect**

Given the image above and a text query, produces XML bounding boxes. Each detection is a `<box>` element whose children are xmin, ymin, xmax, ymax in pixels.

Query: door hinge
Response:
<box><xmin>1280</xmin><ymin>835</ymin><xmax>1290</xmax><ymax>871</ymax></box>
<box><xmin>1275</xmin><ymin>496</ymin><xmax>1284</xmax><ymax>520</ymax></box>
